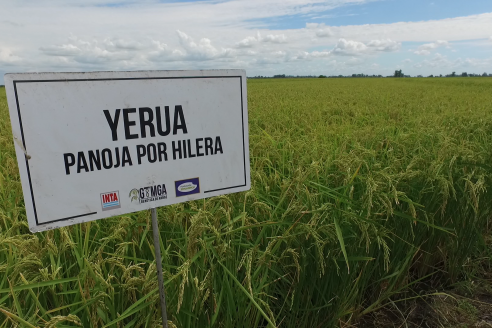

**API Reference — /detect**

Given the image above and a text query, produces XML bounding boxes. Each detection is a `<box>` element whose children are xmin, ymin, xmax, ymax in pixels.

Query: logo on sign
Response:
<box><xmin>101</xmin><ymin>191</ymin><xmax>121</xmax><ymax>211</ymax></box>
<box><xmin>129</xmin><ymin>184</ymin><xmax>167</xmax><ymax>204</ymax></box>
<box><xmin>175</xmin><ymin>178</ymin><xmax>200</xmax><ymax>197</ymax></box>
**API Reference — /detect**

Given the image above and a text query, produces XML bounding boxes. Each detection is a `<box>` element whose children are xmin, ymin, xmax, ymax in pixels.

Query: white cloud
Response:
<box><xmin>412</xmin><ymin>53</ymin><xmax>492</xmax><ymax>71</ymax></box>
<box><xmin>147</xmin><ymin>31</ymin><xmax>235</xmax><ymax>62</ymax></box>
<box><xmin>332</xmin><ymin>38</ymin><xmax>400</xmax><ymax>55</ymax></box>
<box><xmin>0</xmin><ymin>48</ymin><xmax>21</xmax><ymax>64</ymax></box>
<box><xmin>367</xmin><ymin>39</ymin><xmax>400</xmax><ymax>52</ymax></box>
<box><xmin>414</xmin><ymin>40</ymin><xmax>450</xmax><ymax>55</ymax></box>
<box><xmin>38</xmin><ymin>35</ymin><xmax>143</xmax><ymax>65</ymax></box>
<box><xmin>306</xmin><ymin>23</ymin><xmax>333</xmax><ymax>38</ymax></box>
<box><xmin>103</xmin><ymin>38</ymin><xmax>143</xmax><ymax>51</ymax></box>
<box><xmin>39</xmin><ymin>44</ymin><xmax>81</xmax><ymax>56</ymax></box>
<box><xmin>332</xmin><ymin>39</ymin><xmax>368</xmax><ymax>55</ymax></box>
<box><xmin>236</xmin><ymin>36</ymin><xmax>258</xmax><ymax>48</ymax></box>
<box><xmin>176</xmin><ymin>30</ymin><xmax>235</xmax><ymax>60</ymax></box>
<box><xmin>316</xmin><ymin>29</ymin><xmax>333</xmax><ymax>37</ymax></box>
<box><xmin>235</xmin><ymin>32</ymin><xmax>286</xmax><ymax>48</ymax></box>
<box><xmin>262</xmin><ymin>34</ymin><xmax>288</xmax><ymax>44</ymax></box>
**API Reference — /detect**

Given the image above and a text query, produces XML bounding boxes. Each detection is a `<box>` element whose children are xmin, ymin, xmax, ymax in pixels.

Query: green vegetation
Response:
<box><xmin>0</xmin><ymin>78</ymin><xmax>492</xmax><ymax>327</ymax></box>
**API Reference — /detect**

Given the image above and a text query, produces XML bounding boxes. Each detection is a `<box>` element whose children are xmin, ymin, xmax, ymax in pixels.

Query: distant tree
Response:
<box><xmin>440</xmin><ymin>74</ymin><xmax>443</xmax><ymax>77</ymax></box>
<box><xmin>428</xmin><ymin>75</ymin><xmax>434</xmax><ymax>78</ymax></box>
<box><xmin>394</xmin><ymin>69</ymin><xmax>403</xmax><ymax>77</ymax></box>
<box><xmin>417</xmin><ymin>75</ymin><xmax>423</xmax><ymax>78</ymax></box>
<box><xmin>451</xmin><ymin>72</ymin><xmax>456</xmax><ymax>77</ymax></box>
<box><xmin>318</xmin><ymin>75</ymin><xmax>327</xmax><ymax>78</ymax></box>
<box><xmin>483</xmin><ymin>72</ymin><xmax>488</xmax><ymax>77</ymax></box>
<box><xmin>462</xmin><ymin>72</ymin><xmax>468</xmax><ymax>77</ymax></box>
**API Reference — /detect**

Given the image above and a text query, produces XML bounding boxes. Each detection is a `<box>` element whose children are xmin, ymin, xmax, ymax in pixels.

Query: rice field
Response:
<box><xmin>0</xmin><ymin>77</ymin><xmax>492</xmax><ymax>327</ymax></box>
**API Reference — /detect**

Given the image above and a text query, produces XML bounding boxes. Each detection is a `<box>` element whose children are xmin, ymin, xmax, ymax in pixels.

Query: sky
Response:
<box><xmin>0</xmin><ymin>0</ymin><xmax>491</xmax><ymax>83</ymax></box>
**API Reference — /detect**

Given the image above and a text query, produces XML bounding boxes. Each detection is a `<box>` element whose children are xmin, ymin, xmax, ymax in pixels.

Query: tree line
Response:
<box><xmin>250</xmin><ymin>70</ymin><xmax>492</xmax><ymax>79</ymax></box>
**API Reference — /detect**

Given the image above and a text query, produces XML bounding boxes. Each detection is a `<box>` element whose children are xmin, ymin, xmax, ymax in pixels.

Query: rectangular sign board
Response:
<box><xmin>4</xmin><ymin>70</ymin><xmax>250</xmax><ymax>232</ymax></box>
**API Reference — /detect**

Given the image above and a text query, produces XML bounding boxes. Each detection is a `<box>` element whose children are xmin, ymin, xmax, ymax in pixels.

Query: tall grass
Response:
<box><xmin>0</xmin><ymin>78</ymin><xmax>491</xmax><ymax>327</ymax></box>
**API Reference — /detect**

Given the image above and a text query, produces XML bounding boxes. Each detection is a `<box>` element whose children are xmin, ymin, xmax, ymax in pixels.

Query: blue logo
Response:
<box><xmin>175</xmin><ymin>178</ymin><xmax>200</xmax><ymax>197</ymax></box>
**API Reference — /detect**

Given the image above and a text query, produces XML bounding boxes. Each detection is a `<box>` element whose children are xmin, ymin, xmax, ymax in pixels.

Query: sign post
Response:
<box><xmin>151</xmin><ymin>207</ymin><xmax>169</xmax><ymax>328</ymax></box>
<box><xmin>4</xmin><ymin>69</ymin><xmax>250</xmax><ymax>325</ymax></box>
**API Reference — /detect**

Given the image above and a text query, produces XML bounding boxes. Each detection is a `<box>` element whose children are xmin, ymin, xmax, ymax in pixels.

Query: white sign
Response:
<box><xmin>5</xmin><ymin>70</ymin><xmax>250</xmax><ymax>232</ymax></box>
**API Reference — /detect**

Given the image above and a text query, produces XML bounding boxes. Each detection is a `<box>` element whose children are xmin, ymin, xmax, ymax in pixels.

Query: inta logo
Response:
<box><xmin>101</xmin><ymin>191</ymin><xmax>121</xmax><ymax>211</ymax></box>
<box><xmin>175</xmin><ymin>178</ymin><xmax>200</xmax><ymax>197</ymax></box>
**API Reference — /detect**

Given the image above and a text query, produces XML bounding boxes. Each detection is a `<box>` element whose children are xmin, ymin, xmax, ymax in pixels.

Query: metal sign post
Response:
<box><xmin>151</xmin><ymin>207</ymin><xmax>169</xmax><ymax>328</ymax></box>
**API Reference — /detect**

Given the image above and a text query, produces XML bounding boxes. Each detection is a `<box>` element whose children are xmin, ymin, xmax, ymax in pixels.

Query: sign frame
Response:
<box><xmin>4</xmin><ymin>69</ymin><xmax>250</xmax><ymax>232</ymax></box>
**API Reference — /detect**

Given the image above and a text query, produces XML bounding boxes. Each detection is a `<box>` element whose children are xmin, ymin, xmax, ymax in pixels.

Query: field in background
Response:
<box><xmin>0</xmin><ymin>78</ymin><xmax>492</xmax><ymax>327</ymax></box>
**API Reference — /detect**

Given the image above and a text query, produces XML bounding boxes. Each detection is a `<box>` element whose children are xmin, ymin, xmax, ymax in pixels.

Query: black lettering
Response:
<box><xmin>183</xmin><ymin>139</ymin><xmax>187</xmax><ymax>158</ymax></box>
<box><xmin>157</xmin><ymin>142</ymin><xmax>168</xmax><ymax>161</ymax></box>
<box><xmin>88</xmin><ymin>150</ymin><xmax>101</xmax><ymax>171</ymax></box>
<box><xmin>196</xmin><ymin>138</ymin><xmax>204</xmax><ymax>157</ymax></box>
<box><xmin>139</xmin><ymin>188</ymin><xmax>145</xmax><ymax>199</ymax></box>
<box><xmin>77</xmin><ymin>151</ymin><xmax>89</xmax><ymax>173</ymax></box>
<box><xmin>161</xmin><ymin>184</ymin><xmax>167</xmax><ymax>196</ymax></box>
<box><xmin>104</xmin><ymin>109</ymin><xmax>121</xmax><ymax>141</ymax></box>
<box><xmin>151</xmin><ymin>185</ymin><xmax>158</xmax><ymax>197</ymax></box>
<box><xmin>157</xmin><ymin>184</ymin><xmax>162</xmax><ymax>195</ymax></box>
<box><xmin>156</xmin><ymin>106</ymin><xmax>171</xmax><ymax>136</ymax></box>
<box><xmin>113</xmin><ymin>147</ymin><xmax>120</xmax><ymax>168</ymax></box>
<box><xmin>101</xmin><ymin>149</ymin><xmax>113</xmax><ymax>169</ymax></box>
<box><xmin>215</xmin><ymin>136</ymin><xmax>223</xmax><ymax>154</ymax></box>
<box><xmin>123</xmin><ymin>108</ymin><xmax>138</xmax><ymax>140</ymax></box>
<box><xmin>187</xmin><ymin>139</ymin><xmax>196</xmax><ymax>158</ymax></box>
<box><xmin>122</xmin><ymin>146</ymin><xmax>133</xmax><ymax>166</ymax></box>
<box><xmin>172</xmin><ymin>140</ymin><xmax>182</xmax><ymax>160</ymax></box>
<box><xmin>147</xmin><ymin>143</ymin><xmax>157</xmax><ymax>163</ymax></box>
<box><xmin>173</xmin><ymin>105</ymin><xmax>188</xmax><ymax>135</ymax></box>
<box><xmin>136</xmin><ymin>145</ymin><xmax>146</xmax><ymax>164</ymax></box>
<box><xmin>139</xmin><ymin>107</ymin><xmax>155</xmax><ymax>138</ymax></box>
<box><xmin>64</xmin><ymin>153</ymin><xmax>75</xmax><ymax>175</ymax></box>
<box><xmin>205</xmin><ymin>137</ymin><xmax>214</xmax><ymax>155</ymax></box>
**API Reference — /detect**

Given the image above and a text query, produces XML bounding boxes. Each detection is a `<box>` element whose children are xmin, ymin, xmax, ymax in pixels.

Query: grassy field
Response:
<box><xmin>0</xmin><ymin>78</ymin><xmax>492</xmax><ymax>327</ymax></box>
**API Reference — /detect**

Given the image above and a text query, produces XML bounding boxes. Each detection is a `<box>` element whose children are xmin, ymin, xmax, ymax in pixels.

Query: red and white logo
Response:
<box><xmin>101</xmin><ymin>191</ymin><xmax>121</xmax><ymax>211</ymax></box>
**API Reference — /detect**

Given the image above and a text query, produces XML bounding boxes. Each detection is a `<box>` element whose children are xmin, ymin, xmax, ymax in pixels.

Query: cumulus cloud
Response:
<box><xmin>39</xmin><ymin>44</ymin><xmax>80</xmax><ymax>56</ymax></box>
<box><xmin>235</xmin><ymin>32</ymin><xmax>287</xmax><ymax>48</ymax></box>
<box><xmin>414</xmin><ymin>40</ymin><xmax>450</xmax><ymax>55</ymax></box>
<box><xmin>332</xmin><ymin>38</ymin><xmax>401</xmax><ymax>55</ymax></box>
<box><xmin>236</xmin><ymin>36</ymin><xmax>258</xmax><ymax>48</ymax></box>
<box><xmin>0</xmin><ymin>48</ymin><xmax>21</xmax><ymax>64</ymax></box>
<box><xmin>262</xmin><ymin>34</ymin><xmax>287</xmax><ymax>44</ymax></box>
<box><xmin>39</xmin><ymin>36</ymin><xmax>136</xmax><ymax>65</ymax></box>
<box><xmin>367</xmin><ymin>39</ymin><xmax>400</xmax><ymax>52</ymax></box>
<box><xmin>103</xmin><ymin>38</ymin><xmax>143</xmax><ymax>51</ymax></box>
<box><xmin>306</xmin><ymin>23</ymin><xmax>333</xmax><ymax>38</ymax></box>
<box><xmin>147</xmin><ymin>41</ymin><xmax>185</xmax><ymax>62</ymax></box>
<box><xmin>176</xmin><ymin>30</ymin><xmax>235</xmax><ymax>60</ymax></box>
<box><xmin>332</xmin><ymin>39</ymin><xmax>367</xmax><ymax>55</ymax></box>
<box><xmin>148</xmin><ymin>31</ymin><xmax>235</xmax><ymax>62</ymax></box>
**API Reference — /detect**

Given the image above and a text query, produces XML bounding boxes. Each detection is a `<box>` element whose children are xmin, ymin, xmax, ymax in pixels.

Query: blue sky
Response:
<box><xmin>0</xmin><ymin>0</ymin><xmax>491</xmax><ymax>82</ymax></box>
